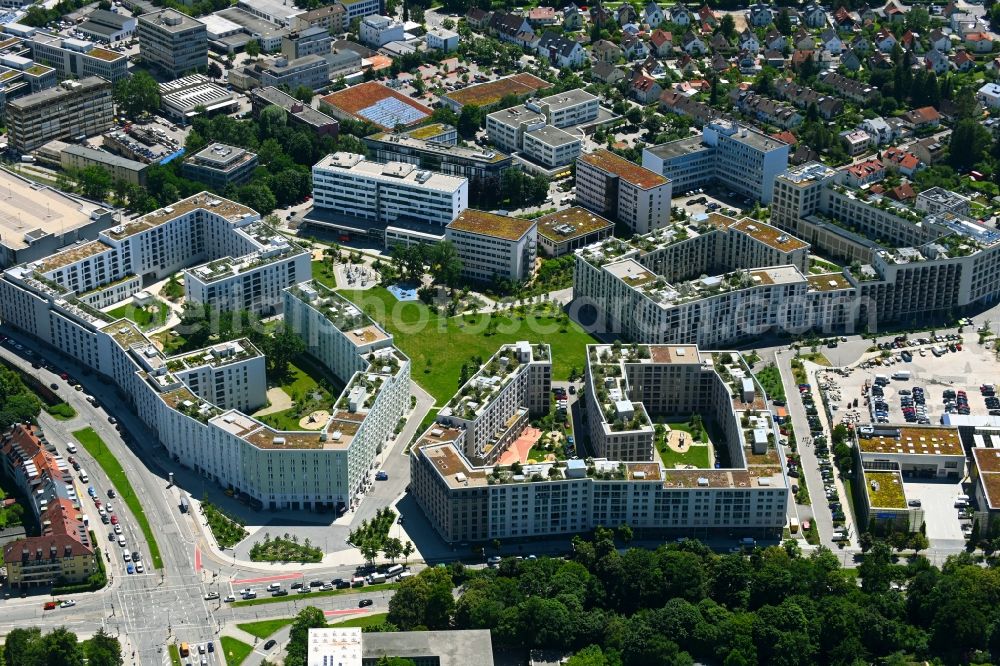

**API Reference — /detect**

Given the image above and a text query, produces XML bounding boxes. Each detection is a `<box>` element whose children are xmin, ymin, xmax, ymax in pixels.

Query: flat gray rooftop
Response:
<box><xmin>363</xmin><ymin>630</ymin><xmax>494</xmax><ymax>666</ymax></box>
<box><xmin>646</xmin><ymin>135</ymin><xmax>709</xmax><ymax>160</ymax></box>
<box><xmin>537</xmin><ymin>87</ymin><xmax>598</xmax><ymax>110</ymax></box>
<box><xmin>526</xmin><ymin>125</ymin><xmax>579</xmax><ymax>147</ymax></box>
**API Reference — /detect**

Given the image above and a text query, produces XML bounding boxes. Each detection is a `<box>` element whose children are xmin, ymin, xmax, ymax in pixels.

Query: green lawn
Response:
<box><xmin>313</xmin><ymin>259</ymin><xmax>337</xmax><ymax>288</ymax></box>
<box><xmin>331</xmin><ymin>612</ymin><xmax>388</xmax><ymax>628</ymax></box>
<box><xmin>72</xmin><ymin>427</ymin><xmax>163</xmax><ymax>569</ymax></box>
<box><xmin>338</xmin><ymin>287</ymin><xmax>597</xmax><ymax>404</ymax></box>
<box><xmin>220</xmin><ymin>636</ymin><xmax>253</xmax><ymax>666</ymax></box>
<box><xmin>168</xmin><ymin>644</ymin><xmax>182</xmax><ymax>666</ymax></box>
<box><xmin>107</xmin><ymin>299</ymin><xmax>170</xmax><ymax>329</ymax></box>
<box><xmin>256</xmin><ymin>357</ymin><xmax>338</xmax><ymax>431</ymax></box>
<box><xmin>232</xmin><ymin>583</ymin><xmax>398</xmax><ymax>608</ymax></box>
<box><xmin>236</xmin><ymin>618</ymin><xmax>292</xmax><ymax>639</ymax></box>
<box><xmin>656</xmin><ymin>443</ymin><xmax>711</xmax><ymax>469</ymax></box>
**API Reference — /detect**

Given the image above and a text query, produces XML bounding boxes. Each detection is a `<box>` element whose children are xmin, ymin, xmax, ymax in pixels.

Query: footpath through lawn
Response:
<box><xmin>338</xmin><ymin>287</ymin><xmax>597</xmax><ymax>404</ymax></box>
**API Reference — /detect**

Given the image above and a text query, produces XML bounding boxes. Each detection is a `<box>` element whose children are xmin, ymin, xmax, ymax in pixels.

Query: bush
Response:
<box><xmin>203</xmin><ymin>502</ymin><xmax>248</xmax><ymax>549</ymax></box>
<box><xmin>249</xmin><ymin>534</ymin><xmax>322</xmax><ymax>563</ymax></box>
<box><xmin>45</xmin><ymin>402</ymin><xmax>77</xmax><ymax>419</ymax></box>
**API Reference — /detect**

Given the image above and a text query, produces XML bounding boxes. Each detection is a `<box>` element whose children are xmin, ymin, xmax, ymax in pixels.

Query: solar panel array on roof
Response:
<box><xmin>357</xmin><ymin>97</ymin><xmax>428</xmax><ymax>128</ymax></box>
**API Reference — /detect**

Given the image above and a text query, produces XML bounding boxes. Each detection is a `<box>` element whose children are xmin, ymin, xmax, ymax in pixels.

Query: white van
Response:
<box><xmin>79</xmin><ymin>469</ymin><xmax>89</xmax><ymax>483</ymax></box>
<box><xmin>386</xmin><ymin>564</ymin><xmax>404</xmax><ymax>578</ymax></box>
<box><xmin>67</xmin><ymin>443</ymin><xmax>77</xmax><ymax>454</ymax></box>
<box><xmin>367</xmin><ymin>573</ymin><xmax>386</xmax><ymax>585</ymax></box>
<box><xmin>739</xmin><ymin>537</ymin><xmax>756</xmax><ymax>547</ymax></box>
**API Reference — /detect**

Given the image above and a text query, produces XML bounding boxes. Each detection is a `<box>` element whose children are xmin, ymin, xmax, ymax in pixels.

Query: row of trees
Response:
<box><xmin>3</xmin><ymin>627</ymin><xmax>121</xmax><ymax>666</ymax></box>
<box><xmin>383</xmin><ymin>241</ymin><xmax>464</xmax><ymax>288</ymax></box>
<box><xmin>386</xmin><ymin>532</ymin><xmax>1000</xmax><ymax>665</ymax></box>
<box><xmin>347</xmin><ymin>507</ymin><xmax>414</xmax><ymax>566</ymax></box>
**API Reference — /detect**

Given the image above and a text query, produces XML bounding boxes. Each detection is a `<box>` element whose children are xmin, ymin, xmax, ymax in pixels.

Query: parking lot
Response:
<box><xmin>824</xmin><ymin>331</ymin><xmax>997</xmax><ymax>427</ymax></box>
<box><xmin>903</xmin><ymin>480</ymin><xmax>968</xmax><ymax>543</ymax></box>
<box><xmin>675</xmin><ymin>187</ymin><xmax>750</xmax><ymax>218</ymax></box>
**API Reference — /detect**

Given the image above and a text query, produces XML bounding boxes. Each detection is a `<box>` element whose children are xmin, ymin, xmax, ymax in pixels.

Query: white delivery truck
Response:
<box><xmin>892</xmin><ymin>370</ymin><xmax>911</xmax><ymax>380</ymax></box>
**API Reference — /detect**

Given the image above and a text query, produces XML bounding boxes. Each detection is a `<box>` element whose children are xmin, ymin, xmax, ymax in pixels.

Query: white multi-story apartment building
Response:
<box><xmin>410</xmin><ymin>343</ymin><xmax>788</xmax><ymax>544</ymax></box>
<box><xmin>435</xmin><ymin>342</ymin><xmax>550</xmax><ymax>464</ymax></box>
<box><xmin>770</xmin><ymin>162</ymin><xmax>1000</xmax><ymax>327</ymax></box>
<box><xmin>337</xmin><ymin>0</ymin><xmax>382</xmax><ymax>22</ymax></box>
<box><xmin>572</xmin><ymin>212</ymin><xmax>829</xmax><ymax>347</ymax></box>
<box><xmin>526</xmin><ymin>88</ymin><xmax>599</xmax><ymax>128</ymax></box>
<box><xmin>184</xmin><ymin>225</ymin><xmax>311</xmax><ymax>315</ymax></box>
<box><xmin>642</xmin><ymin>119</ymin><xmax>790</xmax><ymax>204</ymax></box>
<box><xmin>445</xmin><ymin>210</ymin><xmax>537</xmax><ymax>283</ymax></box>
<box><xmin>576</xmin><ymin>149</ymin><xmax>673</xmax><ymax>234</ymax></box>
<box><xmin>312</xmin><ymin>152</ymin><xmax>468</xmax><ymax>228</ymax></box>
<box><xmin>0</xmin><ymin>195</ymin><xmax>411</xmax><ymax>513</ymax></box>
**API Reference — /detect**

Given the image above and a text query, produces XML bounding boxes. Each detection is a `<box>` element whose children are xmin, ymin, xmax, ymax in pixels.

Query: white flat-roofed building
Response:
<box><xmin>485</xmin><ymin>106</ymin><xmax>546</xmax><ymax>154</ymax></box>
<box><xmin>576</xmin><ymin>148</ymin><xmax>672</xmax><ymax>234</ymax></box>
<box><xmin>527</xmin><ymin>88</ymin><xmax>599</xmax><ymax>128</ymax></box>
<box><xmin>138</xmin><ymin>10</ymin><xmax>207</xmax><ymax>77</ymax></box>
<box><xmin>184</xmin><ymin>223</ymin><xmax>311</xmax><ymax>315</ymax></box>
<box><xmin>337</xmin><ymin>0</ymin><xmax>382</xmax><ymax>22</ymax></box>
<box><xmin>522</xmin><ymin>125</ymin><xmax>581</xmax><ymax>168</ymax></box>
<box><xmin>360</xmin><ymin>15</ymin><xmax>403</xmax><ymax>47</ymax></box>
<box><xmin>257</xmin><ymin>53</ymin><xmax>329</xmax><ymax>91</ymax></box>
<box><xmin>312</xmin><ymin>152</ymin><xmax>468</xmax><ymax>227</ymax></box>
<box><xmin>0</xmin><ymin>193</ymin><xmax>411</xmax><ymax>514</ymax></box>
<box><xmin>643</xmin><ymin>119</ymin><xmax>789</xmax><ymax>204</ymax></box>
<box><xmin>236</xmin><ymin>0</ymin><xmax>304</xmax><ymax>26</ymax></box>
<box><xmin>445</xmin><ymin>209</ymin><xmax>538</xmax><ymax>283</ymax></box>
<box><xmin>425</xmin><ymin>26</ymin><xmax>458</xmax><ymax>51</ymax></box>
<box><xmin>27</xmin><ymin>30</ymin><xmax>129</xmax><ymax>83</ymax></box>
<box><xmin>159</xmin><ymin>75</ymin><xmax>240</xmax><ymax>123</ymax></box>
<box><xmin>168</xmin><ymin>338</ymin><xmax>267</xmax><ymax>413</ymax></box>
<box><xmin>213</xmin><ymin>7</ymin><xmax>290</xmax><ymax>52</ymax></box>
<box><xmin>434</xmin><ymin>341</ymin><xmax>551</xmax><ymax>464</ymax></box>
<box><xmin>281</xmin><ymin>26</ymin><xmax>331</xmax><ymax>60</ymax></box>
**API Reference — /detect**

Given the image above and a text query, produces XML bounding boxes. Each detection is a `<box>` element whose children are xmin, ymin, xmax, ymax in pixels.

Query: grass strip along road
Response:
<box><xmin>231</xmin><ymin>583</ymin><xmax>398</xmax><ymax>608</ymax></box>
<box><xmin>73</xmin><ymin>427</ymin><xmax>164</xmax><ymax>569</ymax></box>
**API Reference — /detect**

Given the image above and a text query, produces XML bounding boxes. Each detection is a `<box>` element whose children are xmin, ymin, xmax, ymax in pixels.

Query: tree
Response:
<box><xmin>719</xmin><ymin>13</ymin><xmax>735</xmax><ymax>39</ymax></box>
<box><xmin>859</xmin><ymin>541</ymin><xmax>893</xmax><ymax>593</ymax></box>
<box><xmin>207</xmin><ymin>61</ymin><xmax>223</xmax><ymax>79</ymax></box>
<box><xmin>246</xmin><ymin>39</ymin><xmax>262</xmax><ymax>58</ymax></box>
<box><xmin>3</xmin><ymin>628</ymin><xmax>42</xmax><ymax>666</ymax></box>
<box><xmin>76</xmin><ymin>166</ymin><xmax>113</xmax><ymax>201</ymax></box>
<box><xmin>236</xmin><ymin>182</ymin><xmax>277</xmax><ymax>214</ymax></box>
<box><xmin>85</xmin><ymin>630</ymin><xmax>123</xmax><ymax>666</ymax></box>
<box><xmin>41</xmin><ymin>627</ymin><xmax>84</xmax><ymax>666</ymax></box>
<box><xmin>383</xmin><ymin>537</ymin><xmax>404</xmax><ymax>563</ymax></box>
<box><xmin>284</xmin><ymin>607</ymin><xmax>327</xmax><ymax>666</ymax></box>
<box><xmin>401</xmin><ymin>540</ymin><xmax>414</xmax><ymax>564</ymax></box>
<box><xmin>388</xmin><ymin>567</ymin><xmax>455</xmax><ymax>630</ymax></box>
<box><xmin>949</xmin><ymin>119</ymin><xmax>990</xmax><ymax>171</ymax></box>
<box><xmin>457</xmin><ymin>104</ymin><xmax>483</xmax><ymax>138</ymax></box>
<box><xmin>776</xmin><ymin>9</ymin><xmax>792</xmax><ymax>36</ymax></box>
<box><xmin>113</xmin><ymin>71</ymin><xmax>161</xmax><ymax>118</ymax></box>
<box><xmin>428</xmin><ymin>240</ymin><xmax>463</xmax><ymax>287</ymax></box>
<box><xmin>625</xmin><ymin>106</ymin><xmax>643</xmax><ymax>126</ymax></box>
<box><xmin>292</xmin><ymin>84</ymin><xmax>314</xmax><ymax>103</ymax></box>
<box><xmin>258</xmin><ymin>324</ymin><xmax>306</xmax><ymax>378</ymax></box>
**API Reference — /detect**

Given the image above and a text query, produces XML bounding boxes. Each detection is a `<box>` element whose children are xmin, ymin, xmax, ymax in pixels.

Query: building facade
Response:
<box><xmin>642</xmin><ymin>120</ymin><xmax>790</xmax><ymax>205</ymax></box>
<box><xmin>445</xmin><ymin>209</ymin><xmax>537</xmax><ymax>283</ymax></box>
<box><xmin>576</xmin><ymin>149</ymin><xmax>672</xmax><ymax>234</ymax></box>
<box><xmin>138</xmin><ymin>10</ymin><xmax>208</xmax><ymax>77</ymax></box>
<box><xmin>7</xmin><ymin>77</ymin><xmax>113</xmax><ymax>153</ymax></box>
<box><xmin>181</xmin><ymin>143</ymin><xmax>259</xmax><ymax>188</ymax></box>
<box><xmin>312</xmin><ymin>152</ymin><xmax>468</xmax><ymax>228</ymax></box>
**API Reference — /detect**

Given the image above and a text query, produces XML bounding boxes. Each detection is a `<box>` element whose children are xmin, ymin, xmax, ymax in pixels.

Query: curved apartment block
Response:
<box><xmin>0</xmin><ymin>193</ymin><xmax>410</xmax><ymax>512</ymax></box>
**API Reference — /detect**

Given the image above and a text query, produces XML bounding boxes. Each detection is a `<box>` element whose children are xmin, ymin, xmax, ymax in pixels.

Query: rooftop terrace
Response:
<box><xmin>857</xmin><ymin>425</ymin><xmax>963</xmax><ymax>456</ymax></box>
<box><xmin>579</xmin><ymin>149</ymin><xmax>667</xmax><ymax>189</ymax></box>
<box><xmin>447</xmin><ymin>209</ymin><xmax>535</xmax><ymax>242</ymax></box>
<box><xmin>103</xmin><ymin>193</ymin><xmax>255</xmax><ymax>240</ymax></box>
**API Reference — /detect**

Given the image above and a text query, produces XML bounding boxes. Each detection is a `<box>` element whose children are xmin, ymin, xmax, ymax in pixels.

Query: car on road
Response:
<box><xmin>375</xmin><ymin>471</ymin><xmax>388</xmax><ymax>481</ymax></box>
<box><xmin>60</xmin><ymin>600</ymin><xmax>76</xmax><ymax>608</ymax></box>
<box><xmin>135</xmin><ymin>562</ymin><xmax>144</xmax><ymax>573</ymax></box>
<box><xmin>126</xmin><ymin>563</ymin><xmax>134</xmax><ymax>574</ymax></box>
<box><xmin>487</xmin><ymin>556</ymin><xmax>502</xmax><ymax>567</ymax></box>
<box><xmin>117</xmin><ymin>536</ymin><xmax>126</xmax><ymax>547</ymax></box>
<box><xmin>359</xmin><ymin>598</ymin><xmax>373</xmax><ymax>607</ymax></box>
<box><xmin>87</xmin><ymin>486</ymin><xmax>96</xmax><ymax>497</ymax></box>
<box><xmin>107</xmin><ymin>487</ymin><xmax>116</xmax><ymax>498</ymax></box>
<box><xmin>263</xmin><ymin>640</ymin><xmax>277</xmax><ymax>650</ymax></box>
<box><xmin>224</xmin><ymin>595</ymin><xmax>236</xmax><ymax>603</ymax></box>
<box><xmin>43</xmin><ymin>601</ymin><xmax>57</xmax><ymax>610</ymax></box>
<box><xmin>272</xmin><ymin>589</ymin><xmax>288</xmax><ymax>597</ymax></box>
<box><xmin>132</xmin><ymin>551</ymin><xmax>141</xmax><ymax>561</ymax></box>
<box><xmin>266</xmin><ymin>582</ymin><xmax>282</xmax><ymax>591</ymax></box>
<box><xmin>123</xmin><ymin>552</ymin><xmax>131</xmax><ymax>562</ymax></box>
<box><xmin>49</xmin><ymin>383</ymin><xmax>58</xmax><ymax>390</ymax></box>
<box><xmin>290</xmin><ymin>581</ymin><xmax>302</xmax><ymax>589</ymax></box>
<box><xmin>106</xmin><ymin>503</ymin><xmax>113</xmax><ymax>513</ymax></box>
<box><xmin>107</xmin><ymin>416</ymin><xmax>116</xmax><ymax>424</ymax></box>
<box><xmin>204</xmin><ymin>591</ymin><xmax>219</xmax><ymax>600</ymax></box>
